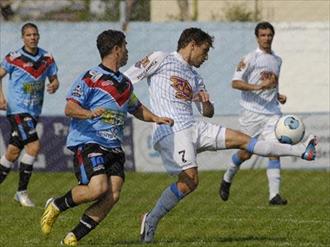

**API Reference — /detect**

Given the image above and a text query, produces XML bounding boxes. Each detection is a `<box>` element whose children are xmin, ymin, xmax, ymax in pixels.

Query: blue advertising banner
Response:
<box><xmin>0</xmin><ymin>116</ymin><xmax>135</xmax><ymax>171</ymax></box>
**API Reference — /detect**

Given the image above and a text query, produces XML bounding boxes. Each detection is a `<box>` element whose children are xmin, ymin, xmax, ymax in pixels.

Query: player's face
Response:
<box><xmin>119</xmin><ymin>42</ymin><xmax>128</xmax><ymax>67</ymax></box>
<box><xmin>257</xmin><ymin>28</ymin><xmax>274</xmax><ymax>51</ymax></box>
<box><xmin>22</xmin><ymin>27</ymin><xmax>39</xmax><ymax>50</ymax></box>
<box><xmin>191</xmin><ymin>42</ymin><xmax>210</xmax><ymax>68</ymax></box>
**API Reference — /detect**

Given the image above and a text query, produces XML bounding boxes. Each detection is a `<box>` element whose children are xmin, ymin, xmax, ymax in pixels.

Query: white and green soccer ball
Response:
<box><xmin>275</xmin><ymin>115</ymin><xmax>305</xmax><ymax>145</ymax></box>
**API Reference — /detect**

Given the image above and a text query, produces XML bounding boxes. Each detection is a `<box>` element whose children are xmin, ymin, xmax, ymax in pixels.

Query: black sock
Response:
<box><xmin>18</xmin><ymin>162</ymin><xmax>33</xmax><ymax>191</ymax></box>
<box><xmin>72</xmin><ymin>214</ymin><xmax>99</xmax><ymax>241</ymax></box>
<box><xmin>0</xmin><ymin>164</ymin><xmax>11</xmax><ymax>184</ymax></box>
<box><xmin>54</xmin><ymin>190</ymin><xmax>77</xmax><ymax>212</ymax></box>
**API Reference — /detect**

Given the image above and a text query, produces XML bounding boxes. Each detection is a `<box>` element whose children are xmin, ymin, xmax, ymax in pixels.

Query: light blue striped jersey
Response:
<box><xmin>125</xmin><ymin>51</ymin><xmax>206</xmax><ymax>145</ymax></box>
<box><xmin>0</xmin><ymin>47</ymin><xmax>58</xmax><ymax>117</ymax></box>
<box><xmin>66</xmin><ymin>64</ymin><xmax>141</xmax><ymax>150</ymax></box>
<box><xmin>233</xmin><ymin>48</ymin><xmax>282</xmax><ymax>115</ymax></box>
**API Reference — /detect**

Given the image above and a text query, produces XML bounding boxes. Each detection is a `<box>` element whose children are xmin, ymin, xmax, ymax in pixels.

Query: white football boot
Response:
<box><xmin>14</xmin><ymin>190</ymin><xmax>35</xmax><ymax>207</ymax></box>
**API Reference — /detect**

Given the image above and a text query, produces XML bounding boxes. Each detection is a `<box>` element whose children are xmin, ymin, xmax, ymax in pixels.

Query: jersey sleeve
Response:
<box><xmin>46</xmin><ymin>54</ymin><xmax>58</xmax><ymax>77</ymax></box>
<box><xmin>124</xmin><ymin>51</ymin><xmax>168</xmax><ymax>84</ymax></box>
<box><xmin>127</xmin><ymin>93</ymin><xmax>142</xmax><ymax>114</ymax></box>
<box><xmin>0</xmin><ymin>53</ymin><xmax>17</xmax><ymax>74</ymax></box>
<box><xmin>232</xmin><ymin>54</ymin><xmax>252</xmax><ymax>82</ymax></box>
<box><xmin>66</xmin><ymin>75</ymin><xmax>90</xmax><ymax>106</ymax></box>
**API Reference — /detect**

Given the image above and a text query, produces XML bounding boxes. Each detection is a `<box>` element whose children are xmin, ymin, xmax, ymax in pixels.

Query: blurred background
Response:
<box><xmin>0</xmin><ymin>0</ymin><xmax>329</xmax><ymax>172</ymax></box>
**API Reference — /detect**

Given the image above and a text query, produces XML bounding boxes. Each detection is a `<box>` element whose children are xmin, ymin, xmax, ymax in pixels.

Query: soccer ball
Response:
<box><xmin>275</xmin><ymin>115</ymin><xmax>305</xmax><ymax>145</ymax></box>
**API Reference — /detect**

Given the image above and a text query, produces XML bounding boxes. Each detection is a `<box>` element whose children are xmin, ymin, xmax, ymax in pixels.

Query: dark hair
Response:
<box><xmin>177</xmin><ymin>27</ymin><xmax>214</xmax><ymax>51</ymax></box>
<box><xmin>21</xmin><ymin>22</ymin><xmax>38</xmax><ymax>36</ymax></box>
<box><xmin>97</xmin><ymin>30</ymin><xmax>126</xmax><ymax>59</ymax></box>
<box><xmin>255</xmin><ymin>21</ymin><xmax>275</xmax><ymax>37</ymax></box>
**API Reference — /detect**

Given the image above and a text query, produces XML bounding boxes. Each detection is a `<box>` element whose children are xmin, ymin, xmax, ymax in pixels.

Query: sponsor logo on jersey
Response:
<box><xmin>170</xmin><ymin>76</ymin><xmax>193</xmax><ymax>101</ymax></box>
<box><xmin>236</xmin><ymin>59</ymin><xmax>246</xmax><ymax>72</ymax></box>
<box><xmin>22</xmin><ymin>81</ymin><xmax>43</xmax><ymax>94</ymax></box>
<box><xmin>97</xmin><ymin>129</ymin><xmax>119</xmax><ymax>141</ymax></box>
<box><xmin>101</xmin><ymin>110</ymin><xmax>126</xmax><ymax>126</ymax></box>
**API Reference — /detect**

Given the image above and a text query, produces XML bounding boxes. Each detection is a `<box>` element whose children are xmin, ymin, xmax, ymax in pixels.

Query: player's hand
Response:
<box><xmin>258</xmin><ymin>72</ymin><xmax>277</xmax><ymax>90</ymax></box>
<box><xmin>47</xmin><ymin>80</ymin><xmax>59</xmax><ymax>94</ymax></box>
<box><xmin>193</xmin><ymin>90</ymin><xmax>210</xmax><ymax>103</ymax></box>
<box><xmin>278</xmin><ymin>93</ymin><xmax>287</xmax><ymax>104</ymax></box>
<box><xmin>0</xmin><ymin>97</ymin><xmax>7</xmax><ymax>110</ymax></box>
<box><xmin>89</xmin><ymin>108</ymin><xmax>106</xmax><ymax>119</ymax></box>
<box><xmin>155</xmin><ymin>116</ymin><xmax>174</xmax><ymax>126</ymax></box>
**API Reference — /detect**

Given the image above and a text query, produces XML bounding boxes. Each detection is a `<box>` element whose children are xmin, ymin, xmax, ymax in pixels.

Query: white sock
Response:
<box><xmin>224</xmin><ymin>165</ymin><xmax>239</xmax><ymax>183</ymax></box>
<box><xmin>223</xmin><ymin>153</ymin><xmax>242</xmax><ymax>183</ymax></box>
<box><xmin>267</xmin><ymin>168</ymin><xmax>280</xmax><ymax>200</ymax></box>
<box><xmin>21</xmin><ymin>153</ymin><xmax>36</xmax><ymax>165</ymax></box>
<box><xmin>0</xmin><ymin>155</ymin><xmax>14</xmax><ymax>168</ymax></box>
<box><xmin>251</xmin><ymin>140</ymin><xmax>306</xmax><ymax>157</ymax></box>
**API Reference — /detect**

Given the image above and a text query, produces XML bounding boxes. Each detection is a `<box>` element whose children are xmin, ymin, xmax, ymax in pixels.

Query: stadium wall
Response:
<box><xmin>0</xmin><ymin>22</ymin><xmax>328</xmax><ymax>115</ymax></box>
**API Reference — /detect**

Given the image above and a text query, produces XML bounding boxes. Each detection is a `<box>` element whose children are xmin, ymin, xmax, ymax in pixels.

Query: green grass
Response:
<box><xmin>0</xmin><ymin>170</ymin><xmax>329</xmax><ymax>247</ymax></box>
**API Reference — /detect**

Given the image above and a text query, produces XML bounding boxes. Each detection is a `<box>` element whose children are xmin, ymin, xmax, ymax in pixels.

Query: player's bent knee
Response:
<box><xmin>89</xmin><ymin>183</ymin><xmax>109</xmax><ymax>200</ymax></box>
<box><xmin>25</xmin><ymin>141</ymin><xmax>40</xmax><ymax>156</ymax></box>
<box><xmin>239</xmin><ymin>150</ymin><xmax>252</xmax><ymax>160</ymax></box>
<box><xmin>111</xmin><ymin>191</ymin><xmax>121</xmax><ymax>204</ymax></box>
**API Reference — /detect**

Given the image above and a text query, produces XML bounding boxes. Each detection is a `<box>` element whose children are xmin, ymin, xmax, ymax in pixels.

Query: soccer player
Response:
<box><xmin>219</xmin><ymin>22</ymin><xmax>290</xmax><ymax>205</ymax></box>
<box><xmin>40</xmin><ymin>29</ymin><xmax>173</xmax><ymax>246</ymax></box>
<box><xmin>124</xmin><ymin>27</ymin><xmax>318</xmax><ymax>243</ymax></box>
<box><xmin>0</xmin><ymin>23</ymin><xmax>59</xmax><ymax>207</ymax></box>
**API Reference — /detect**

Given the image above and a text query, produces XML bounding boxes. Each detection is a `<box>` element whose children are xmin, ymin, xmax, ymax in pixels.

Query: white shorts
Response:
<box><xmin>154</xmin><ymin>121</ymin><xmax>226</xmax><ymax>175</ymax></box>
<box><xmin>239</xmin><ymin>110</ymin><xmax>281</xmax><ymax>142</ymax></box>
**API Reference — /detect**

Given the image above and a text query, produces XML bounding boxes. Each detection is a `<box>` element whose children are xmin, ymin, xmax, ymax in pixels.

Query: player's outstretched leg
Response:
<box><xmin>247</xmin><ymin>134</ymin><xmax>318</xmax><ymax>160</ymax></box>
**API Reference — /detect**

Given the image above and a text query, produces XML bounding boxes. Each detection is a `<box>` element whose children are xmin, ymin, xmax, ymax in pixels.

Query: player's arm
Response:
<box><xmin>0</xmin><ymin>67</ymin><xmax>8</xmax><ymax>110</ymax></box>
<box><xmin>47</xmin><ymin>74</ymin><xmax>60</xmax><ymax>94</ymax></box>
<box><xmin>64</xmin><ymin>99</ymin><xmax>105</xmax><ymax>120</ymax></box>
<box><xmin>124</xmin><ymin>51</ymin><xmax>168</xmax><ymax>84</ymax></box>
<box><xmin>132</xmin><ymin>104</ymin><xmax>174</xmax><ymax>126</ymax></box>
<box><xmin>277</xmin><ymin>93</ymin><xmax>287</xmax><ymax>104</ymax></box>
<box><xmin>232</xmin><ymin>73</ymin><xmax>277</xmax><ymax>91</ymax></box>
<box><xmin>193</xmin><ymin>90</ymin><xmax>214</xmax><ymax>118</ymax></box>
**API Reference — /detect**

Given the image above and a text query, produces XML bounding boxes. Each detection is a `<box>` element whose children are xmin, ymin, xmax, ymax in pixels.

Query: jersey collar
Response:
<box><xmin>256</xmin><ymin>47</ymin><xmax>274</xmax><ymax>55</ymax></box>
<box><xmin>22</xmin><ymin>46</ymin><xmax>39</xmax><ymax>57</ymax></box>
<box><xmin>172</xmin><ymin>51</ymin><xmax>191</xmax><ymax>67</ymax></box>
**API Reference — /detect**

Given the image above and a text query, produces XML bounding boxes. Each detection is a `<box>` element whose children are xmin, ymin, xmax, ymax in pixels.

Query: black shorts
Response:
<box><xmin>7</xmin><ymin>113</ymin><xmax>39</xmax><ymax>149</ymax></box>
<box><xmin>73</xmin><ymin>143</ymin><xmax>126</xmax><ymax>185</ymax></box>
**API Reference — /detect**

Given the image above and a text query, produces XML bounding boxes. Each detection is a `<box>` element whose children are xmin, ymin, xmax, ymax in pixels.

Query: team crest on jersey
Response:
<box><xmin>72</xmin><ymin>85</ymin><xmax>83</xmax><ymax>97</ymax></box>
<box><xmin>170</xmin><ymin>76</ymin><xmax>193</xmax><ymax>101</ymax></box>
<box><xmin>135</xmin><ymin>56</ymin><xmax>150</xmax><ymax>69</ymax></box>
<box><xmin>236</xmin><ymin>59</ymin><xmax>246</xmax><ymax>71</ymax></box>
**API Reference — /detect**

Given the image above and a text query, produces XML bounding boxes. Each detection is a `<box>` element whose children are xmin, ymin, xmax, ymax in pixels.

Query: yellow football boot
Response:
<box><xmin>40</xmin><ymin>198</ymin><xmax>60</xmax><ymax>235</ymax></box>
<box><xmin>61</xmin><ymin>232</ymin><xmax>78</xmax><ymax>246</ymax></box>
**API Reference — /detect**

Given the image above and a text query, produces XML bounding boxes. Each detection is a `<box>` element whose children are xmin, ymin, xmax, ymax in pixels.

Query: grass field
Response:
<box><xmin>0</xmin><ymin>170</ymin><xmax>329</xmax><ymax>247</ymax></box>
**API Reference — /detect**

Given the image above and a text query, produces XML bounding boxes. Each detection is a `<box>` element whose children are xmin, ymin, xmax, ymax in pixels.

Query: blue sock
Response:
<box><xmin>232</xmin><ymin>153</ymin><xmax>243</xmax><ymax>167</ymax></box>
<box><xmin>247</xmin><ymin>138</ymin><xmax>258</xmax><ymax>153</ymax></box>
<box><xmin>268</xmin><ymin>160</ymin><xmax>281</xmax><ymax>169</ymax></box>
<box><xmin>148</xmin><ymin>183</ymin><xmax>184</xmax><ymax>226</ymax></box>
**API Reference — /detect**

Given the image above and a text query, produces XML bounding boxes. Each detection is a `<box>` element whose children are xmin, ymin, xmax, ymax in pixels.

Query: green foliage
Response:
<box><xmin>225</xmin><ymin>4</ymin><xmax>259</xmax><ymax>22</ymax></box>
<box><xmin>129</xmin><ymin>0</ymin><xmax>150</xmax><ymax>21</ymax></box>
<box><xmin>0</xmin><ymin>170</ymin><xmax>329</xmax><ymax>246</ymax></box>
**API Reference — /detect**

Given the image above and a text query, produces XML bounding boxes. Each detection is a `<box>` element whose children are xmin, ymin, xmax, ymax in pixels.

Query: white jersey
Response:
<box><xmin>233</xmin><ymin>48</ymin><xmax>282</xmax><ymax>115</ymax></box>
<box><xmin>125</xmin><ymin>51</ymin><xmax>206</xmax><ymax>145</ymax></box>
